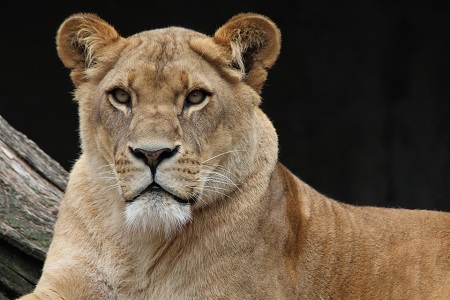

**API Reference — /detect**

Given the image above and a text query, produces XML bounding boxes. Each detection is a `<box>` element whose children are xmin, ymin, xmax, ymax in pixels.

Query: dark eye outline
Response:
<box><xmin>110</xmin><ymin>88</ymin><xmax>131</xmax><ymax>105</ymax></box>
<box><xmin>185</xmin><ymin>89</ymin><xmax>211</xmax><ymax>107</ymax></box>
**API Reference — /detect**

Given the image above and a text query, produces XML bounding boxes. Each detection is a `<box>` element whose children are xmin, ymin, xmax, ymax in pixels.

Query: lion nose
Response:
<box><xmin>132</xmin><ymin>147</ymin><xmax>178</xmax><ymax>174</ymax></box>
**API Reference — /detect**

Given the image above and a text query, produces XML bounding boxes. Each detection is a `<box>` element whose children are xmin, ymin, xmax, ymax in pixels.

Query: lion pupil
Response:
<box><xmin>188</xmin><ymin>90</ymin><xmax>204</xmax><ymax>104</ymax></box>
<box><xmin>114</xmin><ymin>89</ymin><xmax>129</xmax><ymax>103</ymax></box>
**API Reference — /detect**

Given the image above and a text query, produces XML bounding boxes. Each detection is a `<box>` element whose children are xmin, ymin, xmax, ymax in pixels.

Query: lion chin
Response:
<box><xmin>124</xmin><ymin>190</ymin><xmax>192</xmax><ymax>237</ymax></box>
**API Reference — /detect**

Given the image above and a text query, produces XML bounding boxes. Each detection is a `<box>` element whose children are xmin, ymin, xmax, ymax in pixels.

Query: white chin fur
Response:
<box><xmin>124</xmin><ymin>194</ymin><xmax>192</xmax><ymax>238</ymax></box>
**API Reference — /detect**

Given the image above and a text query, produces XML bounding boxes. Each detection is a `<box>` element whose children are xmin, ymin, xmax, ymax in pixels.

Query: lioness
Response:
<box><xmin>20</xmin><ymin>13</ymin><xmax>449</xmax><ymax>299</ymax></box>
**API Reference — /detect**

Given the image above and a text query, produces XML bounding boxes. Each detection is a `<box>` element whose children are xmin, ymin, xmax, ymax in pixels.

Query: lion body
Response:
<box><xmin>20</xmin><ymin>13</ymin><xmax>450</xmax><ymax>300</ymax></box>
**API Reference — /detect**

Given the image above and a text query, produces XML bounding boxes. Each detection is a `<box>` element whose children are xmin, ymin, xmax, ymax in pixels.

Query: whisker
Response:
<box><xmin>196</xmin><ymin>179</ymin><xmax>237</xmax><ymax>192</ymax></box>
<box><xmin>198</xmin><ymin>173</ymin><xmax>241</xmax><ymax>193</ymax></box>
<box><xmin>202</xmin><ymin>170</ymin><xmax>236</xmax><ymax>185</ymax></box>
<box><xmin>195</xmin><ymin>182</ymin><xmax>231</xmax><ymax>192</ymax></box>
<box><xmin>186</xmin><ymin>189</ymin><xmax>210</xmax><ymax>206</ymax></box>
<box><xmin>192</xmin><ymin>186</ymin><xmax>233</xmax><ymax>200</ymax></box>
<box><xmin>202</xmin><ymin>150</ymin><xmax>246</xmax><ymax>164</ymax></box>
<box><xmin>202</xmin><ymin>164</ymin><xmax>240</xmax><ymax>181</ymax></box>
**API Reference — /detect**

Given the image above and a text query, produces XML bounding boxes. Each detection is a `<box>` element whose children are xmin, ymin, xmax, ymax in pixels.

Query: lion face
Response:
<box><xmin>92</xmin><ymin>28</ymin><xmax>248</xmax><ymax>235</ymax></box>
<box><xmin>57</xmin><ymin>14</ymin><xmax>281</xmax><ymax>236</ymax></box>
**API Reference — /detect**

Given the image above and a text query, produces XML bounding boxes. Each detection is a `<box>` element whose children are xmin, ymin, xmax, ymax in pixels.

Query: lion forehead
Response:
<box><xmin>102</xmin><ymin>30</ymin><xmax>218</xmax><ymax>95</ymax></box>
<box><xmin>119</xmin><ymin>27</ymin><xmax>208</xmax><ymax>65</ymax></box>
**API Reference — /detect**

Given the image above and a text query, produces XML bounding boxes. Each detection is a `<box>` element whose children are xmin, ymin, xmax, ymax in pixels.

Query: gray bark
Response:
<box><xmin>0</xmin><ymin>114</ymin><xmax>68</xmax><ymax>298</ymax></box>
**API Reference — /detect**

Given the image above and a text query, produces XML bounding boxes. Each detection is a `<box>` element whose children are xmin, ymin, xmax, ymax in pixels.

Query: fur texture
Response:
<box><xmin>19</xmin><ymin>13</ymin><xmax>450</xmax><ymax>299</ymax></box>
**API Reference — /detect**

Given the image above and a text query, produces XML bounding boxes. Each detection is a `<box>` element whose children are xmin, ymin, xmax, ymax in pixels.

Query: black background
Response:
<box><xmin>2</xmin><ymin>1</ymin><xmax>449</xmax><ymax>210</ymax></box>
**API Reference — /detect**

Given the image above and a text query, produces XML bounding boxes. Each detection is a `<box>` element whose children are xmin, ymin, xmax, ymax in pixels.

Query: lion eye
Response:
<box><xmin>111</xmin><ymin>88</ymin><xmax>131</xmax><ymax>104</ymax></box>
<box><xmin>186</xmin><ymin>89</ymin><xmax>208</xmax><ymax>105</ymax></box>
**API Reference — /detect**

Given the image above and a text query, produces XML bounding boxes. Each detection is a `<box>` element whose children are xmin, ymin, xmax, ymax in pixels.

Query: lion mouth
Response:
<box><xmin>128</xmin><ymin>182</ymin><xmax>196</xmax><ymax>205</ymax></box>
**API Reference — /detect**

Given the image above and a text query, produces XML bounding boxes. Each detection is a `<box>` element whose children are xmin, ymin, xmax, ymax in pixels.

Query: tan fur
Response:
<box><xmin>19</xmin><ymin>13</ymin><xmax>450</xmax><ymax>299</ymax></box>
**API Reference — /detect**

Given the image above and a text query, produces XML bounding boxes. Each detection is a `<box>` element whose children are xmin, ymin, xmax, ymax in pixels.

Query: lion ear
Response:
<box><xmin>213</xmin><ymin>13</ymin><xmax>281</xmax><ymax>93</ymax></box>
<box><xmin>56</xmin><ymin>13</ymin><xmax>124</xmax><ymax>86</ymax></box>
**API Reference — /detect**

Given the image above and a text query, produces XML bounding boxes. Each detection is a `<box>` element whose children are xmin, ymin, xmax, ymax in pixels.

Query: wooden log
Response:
<box><xmin>0</xmin><ymin>115</ymin><xmax>68</xmax><ymax>298</ymax></box>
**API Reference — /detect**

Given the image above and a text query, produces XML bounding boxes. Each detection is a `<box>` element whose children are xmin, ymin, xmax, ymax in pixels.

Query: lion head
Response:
<box><xmin>56</xmin><ymin>13</ymin><xmax>281</xmax><ymax>237</ymax></box>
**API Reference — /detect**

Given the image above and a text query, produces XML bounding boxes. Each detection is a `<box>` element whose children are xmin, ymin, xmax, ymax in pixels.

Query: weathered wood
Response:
<box><xmin>0</xmin><ymin>115</ymin><xmax>68</xmax><ymax>298</ymax></box>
